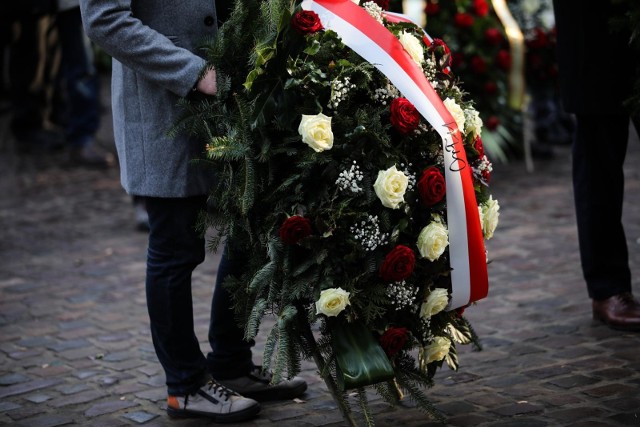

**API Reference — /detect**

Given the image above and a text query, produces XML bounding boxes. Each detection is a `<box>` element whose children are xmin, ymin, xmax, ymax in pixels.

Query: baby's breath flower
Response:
<box><xmin>336</xmin><ymin>161</ymin><xmax>364</xmax><ymax>193</ymax></box>
<box><xmin>386</xmin><ymin>281</ymin><xmax>419</xmax><ymax>310</ymax></box>
<box><xmin>350</xmin><ymin>215</ymin><xmax>389</xmax><ymax>251</ymax></box>
<box><xmin>362</xmin><ymin>1</ymin><xmax>384</xmax><ymax>23</ymax></box>
<box><xmin>328</xmin><ymin>76</ymin><xmax>356</xmax><ymax>109</ymax></box>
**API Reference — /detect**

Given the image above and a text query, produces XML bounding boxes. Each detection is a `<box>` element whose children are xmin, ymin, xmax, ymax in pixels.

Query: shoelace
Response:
<box><xmin>619</xmin><ymin>292</ymin><xmax>637</xmax><ymax>307</ymax></box>
<box><xmin>205</xmin><ymin>380</ymin><xmax>234</xmax><ymax>401</ymax></box>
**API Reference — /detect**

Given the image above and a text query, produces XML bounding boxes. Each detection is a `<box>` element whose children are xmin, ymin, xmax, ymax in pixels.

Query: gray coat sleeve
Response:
<box><xmin>79</xmin><ymin>0</ymin><xmax>206</xmax><ymax>97</ymax></box>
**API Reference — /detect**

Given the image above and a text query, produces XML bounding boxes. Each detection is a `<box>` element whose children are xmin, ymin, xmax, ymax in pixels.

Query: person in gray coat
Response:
<box><xmin>79</xmin><ymin>0</ymin><xmax>307</xmax><ymax>421</ymax></box>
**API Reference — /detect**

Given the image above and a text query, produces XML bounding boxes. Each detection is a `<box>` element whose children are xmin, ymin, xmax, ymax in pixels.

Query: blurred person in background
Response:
<box><xmin>553</xmin><ymin>0</ymin><xmax>640</xmax><ymax>331</ymax></box>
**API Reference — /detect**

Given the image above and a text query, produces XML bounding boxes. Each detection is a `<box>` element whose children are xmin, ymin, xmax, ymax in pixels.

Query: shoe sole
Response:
<box><xmin>241</xmin><ymin>381</ymin><xmax>308</xmax><ymax>402</ymax></box>
<box><xmin>167</xmin><ymin>403</ymin><xmax>260</xmax><ymax>423</ymax></box>
<box><xmin>592</xmin><ymin>313</ymin><xmax>640</xmax><ymax>332</ymax></box>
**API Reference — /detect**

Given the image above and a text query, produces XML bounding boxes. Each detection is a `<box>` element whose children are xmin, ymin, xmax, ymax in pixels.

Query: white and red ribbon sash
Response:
<box><xmin>301</xmin><ymin>0</ymin><xmax>488</xmax><ymax>309</ymax></box>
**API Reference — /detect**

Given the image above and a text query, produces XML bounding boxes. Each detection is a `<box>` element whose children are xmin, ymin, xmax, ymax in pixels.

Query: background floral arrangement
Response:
<box><xmin>424</xmin><ymin>0</ymin><xmax>522</xmax><ymax>161</ymax></box>
<box><xmin>175</xmin><ymin>0</ymin><xmax>498</xmax><ymax>423</ymax></box>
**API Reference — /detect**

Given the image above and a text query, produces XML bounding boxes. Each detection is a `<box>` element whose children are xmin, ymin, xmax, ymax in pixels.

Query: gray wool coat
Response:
<box><xmin>80</xmin><ymin>0</ymin><xmax>219</xmax><ymax>197</ymax></box>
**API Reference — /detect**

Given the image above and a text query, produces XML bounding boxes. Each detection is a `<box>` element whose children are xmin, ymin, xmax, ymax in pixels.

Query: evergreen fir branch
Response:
<box><xmin>394</xmin><ymin>371</ymin><xmax>445</xmax><ymax>423</ymax></box>
<box><xmin>373</xmin><ymin>381</ymin><xmax>401</xmax><ymax>407</ymax></box>
<box><xmin>241</xmin><ymin>155</ymin><xmax>256</xmax><ymax>215</ymax></box>
<box><xmin>356</xmin><ymin>388</ymin><xmax>375</xmax><ymax>427</ymax></box>
<box><xmin>245</xmin><ymin>298</ymin><xmax>267</xmax><ymax>341</ymax></box>
<box><xmin>261</xmin><ymin>323</ymin><xmax>280</xmax><ymax>374</ymax></box>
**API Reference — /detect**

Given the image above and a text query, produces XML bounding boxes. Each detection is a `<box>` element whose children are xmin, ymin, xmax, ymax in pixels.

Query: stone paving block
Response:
<box><xmin>15</xmin><ymin>414</ymin><xmax>74</xmax><ymax>427</ymax></box>
<box><xmin>491</xmin><ymin>402</ymin><xmax>544</xmax><ymax>417</ymax></box>
<box><xmin>25</xmin><ymin>393</ymin><xmax>53</xmax><ymax>403</ymax></box>
<box><xmin>84</xmin><ymin>399</ymin><xmax>139</xmax><ymax>417</ymax></box>
<box><xmin>547</xmin><ymin>407</ymin><xmax>610</xmax><ymax>422</ymax></box>
<box><xmin>0</xmin><ymin>378</ymin><xmax>64</xmax><ymax>399</ymax></box>
<box><xmin>545</xmin><ymin>375</ymin><xmax>601</xmax><ymax>389</ymax></box>
<box><xmin>0</xmin><ymin>373</ymin><xmax>30</xmax><ymax>385</ymax></box>
<box><xmin>0</xmin><ymin>401</ymin><xmax>22</xmax><ymax>412</ymax></box>
<box><xmin>47</xmin><ymin>389</ymin><xmax>104</xmax><ymax>408</ymax></box>
<box><xmin>122</xmin><ymin>410</ymin><xmax>159</xmax><ymax>424</ymax></box>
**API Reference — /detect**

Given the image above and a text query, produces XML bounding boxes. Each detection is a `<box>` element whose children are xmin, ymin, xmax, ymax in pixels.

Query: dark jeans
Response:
<box><xmin>572</xmin><ymin>114</ymin><xmax>633</xmax><ymax>300</ymax></box>
<box><xmin>145</xmin><ymin>196</ymin><xmax>253</xmax><ymax>395</ymax></box>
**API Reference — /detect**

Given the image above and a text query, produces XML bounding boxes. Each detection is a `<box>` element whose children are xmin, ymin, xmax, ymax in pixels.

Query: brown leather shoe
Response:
<box><xmin>592</xmin><ymin>292</ymin><xmax>640</xmax><ymax>331</ymax></box>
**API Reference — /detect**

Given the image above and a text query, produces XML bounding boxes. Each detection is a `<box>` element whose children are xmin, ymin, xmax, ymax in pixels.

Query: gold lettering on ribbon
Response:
<box><xmin>491</xmin><ymin>0</ymin><xmax>525</xmax><ymax>111</ymax></box>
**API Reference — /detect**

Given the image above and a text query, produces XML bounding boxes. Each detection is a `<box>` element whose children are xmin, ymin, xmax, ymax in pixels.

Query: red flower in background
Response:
<box><xmin>470</xmin><ymin>55</ymin><xmax>487</xmax><ymax>74</ymax></box>
<box><xmin>472</xmin><ymin>0</ymin><xmax>489</xmax><ymax>17</ymax></box>
<box><xmin>451</xmin><ymin>52</ymin><xmax>465</xmax><ymax>68</ymax></box>
<box><xmin>417</xmin><ymin>167</ymin><xmax>446</xmax><ymax>206</ymax></box>
<box><xmin>380</xmin><ymin>327</ymin><xmax>409</xmax><ymax>357</ymax></box>
<box><xmin>495</xmin><ymin>49</ymin><xmax>512</xmax><ymax>70</ymax></box>
<box><xmin>454</xmin><ymin>12</ymin><xmax>474</xmax><ymax>28</ymax></box>
<box><xmin>279</xmin><ymin>215</ymin><xmax>312</xmax><ymax>244</ymax></box>
<box><xmin>485</xmin><ymin>116</ymin><xmax>500</xmax><ymax>131</ymax></box>
<box><xmin>380</xmin><ymin>245</ymin><xmax>416</xmax><ymax>282</ymax></box>
<box><xmin>390</xmin><ymin>98</ymin><xmax>420</xmax><ymax>135</ymax></box>
<box><xmin>484</xmin><ymin>81</ymin><xmax>497</xmax><ymax>95</ymax></box>
<box><xmin>291</xmin><ymin>10</ymin><xmax>323</xmax><ymax>35</ymax></box>
<box><xmin>484</xmin><ymin>28</ymin><xmax>503</xmax><ymax>46</ymax></box>
<box><xmin>425</xmin><ymin>1</ymin><xmax>440</xmax><ymax>15</ymax></box>
<box><xmin>526</xmin><ymin>27</ymin><xmax>548</xmax><ymax>50</ymax></box>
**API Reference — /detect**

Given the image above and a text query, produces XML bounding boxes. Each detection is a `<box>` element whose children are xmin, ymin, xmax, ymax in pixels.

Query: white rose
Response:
<box><xmin>419</xmin><ymin>288</ymin><xmax>449</xmax><ymax>318</ymax></box>
<box><xmin>398</xmin><ymin>31</ymin><xmax>424</xmax><ymax>65</ymax></box>
<box><xmin>373</xmin><ymin>165</ymin><xmax>408</xmax><ymax>209</ymax></box>
<box><xmin>443</xmin><ymin>98</ymin><xmax>465</xmax><ymax>133</ymax></box>
<box><xmin>298</xmin><ymin>113</ymin><xmax>334</xmax><ymax>152</ymax></box>
<box><xmin>424</xmin><ymin>336</ymin><xmax>451</xmax><ymax>364</ymax></box>
<box><xmin>416</xmin><ymin>219</ymin><xmax>449</xmax><ymax>261</ymax></box>
<box><xmin>464</xmin><ymin>108</ymin><xmax>483</xmax><ymax>138</ymax></box>
<box><xmin>479</xmin><ymin>196</ymin><xmax>500</xmax><ymax>239</ymax></box>
<box><xmin>315</xmin><ymin>287</ymin><xmax>350</xmax><ymax>317</ymax></box>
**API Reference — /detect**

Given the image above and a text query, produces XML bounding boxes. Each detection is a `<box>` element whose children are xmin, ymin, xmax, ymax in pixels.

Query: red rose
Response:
<box><xmin>469</xmin><ymin>55</ymin><xmax>487</xmax><ymax>74</ymax></box>
<box><xmin>417</xmin><ymin>167</ymin><xmax>446</xmax><ymax>206</ymax></box>
<box><xmin>496</xmin><ymin>49</ymin><xmax>512</xmax><ymax>70</ymax></box>
<box><xmin>372</xmin><ymin>0</ymin><xmax>390</xmax><ymax>10</ymax></box>
<box><xmin>485</xmin><ymin>116</ymin><xmax>500</xmax><ymax>131</ymax></box>
<box><xmin>279</xmin><ymin>215</ymin><xmax>312</xmax><ymax>244</ymax></box>
<box><xmin>484</xmin><ymin>81</ymin><xmax>497</xmax><ymax>95</ymax></box>
<box><xmin>380</xmin><ymin>245</ymin><xmax>416</xmax><ymax>282</ymax></box>
<box><xmin>291</xmin><ymin>10</ymin><xmax>323</xmax><ymax>35</ymax></box>
<box><xmin>474</xmin><ymin>136</ymin><xmax>485</xmax><ymax>158</ymax></box>
<box><xmin>390</xmin><ymin>98</ymin><xmax>420</xmax><ymax>135</ymax></box>
<box><xmin>472</xmin><ymin>0</ymin><xmax>489</xmax><ymax>16</ymax></box>
<box><xmin>429</xmin><ymin>38</ymin><xmax>451</xmax><ymax>67</ymax></box>
<box><xmin>454</xmin><ymin>12</ymin><xmax>474</xmax><ymax>28</ymax></box>
<box><xmin>425</xmin><ymin>1</ymin><xmax>440</xmax><ymax>15</ymax></box>
<box><xmin>380</xmin><ymin>327</ymin><xmax>409</xmax><ymax>357</ymax></box>
<box><xmin>484</xmin><ymin>28</ymin><xmax>503</xmax><ymax>46</ymax></box>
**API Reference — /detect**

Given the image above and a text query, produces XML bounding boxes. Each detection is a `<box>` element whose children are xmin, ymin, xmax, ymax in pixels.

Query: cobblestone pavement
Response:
<box><xmin>2</xmin><ymin>86</ymin><xmax>640</xmax><ymax>426</ymax></box>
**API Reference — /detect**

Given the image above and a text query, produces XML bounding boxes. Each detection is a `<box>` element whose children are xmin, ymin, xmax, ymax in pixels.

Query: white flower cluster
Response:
<box><xmin>386</xmin><ymin>280</ymin><xmax>419</xmax><ymax>310</ymax></box>
<box><xmin>329</xmin><ymin>77</ymin><xmax>356</xmax><ymax>109</ymax></box>
<box><xmin>372</xmin><ymin>84</ymin><xmax>398</xmax><ymax>106</ymax></box>
<box><xmin>398</xmin><ymin>163</ymin><xmax>416</xmax><ymax>192</ymax></box>
<box><xmin>350</xmin><ymin>215</ymin><xmax>389</xmax><ymax>251</ymax></box>
<box><xmin>362</xmin><ymin>1</ymin><xmax>384</xmax><ymax>23</ymax></box>
<box><xmin>335</xmin><ymin>161</ymin><xmax>364</xmax><ymax>193</ymax></box>
<box><xmin>473</xmin><ymin>155</ymin><xmax>493</xmax><ymax>182</ymax></box>
<box><xmin>420</xmin><ymin>317</ymin><xmax>435</xmax><ymax>343</ymax></box>
<box><xmin>423</xmin><ymin>57</ymin><xmax>437</xmax><ymax>85</ymax></box>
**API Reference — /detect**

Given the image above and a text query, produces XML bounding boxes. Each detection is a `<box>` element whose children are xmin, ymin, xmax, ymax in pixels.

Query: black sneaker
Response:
<box><xmin>217</xmin><ymin>366</ymin><xmax>308</xmax><ymax>402</ymax></box>
<box><xmin>166</xmin><ymin>379</ymin><xmax>260</xmax><ymax>423</ymax></box>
